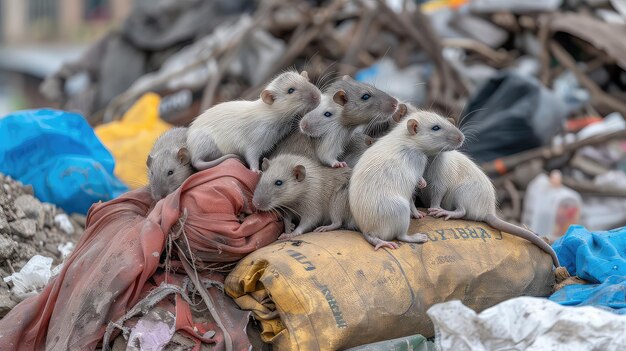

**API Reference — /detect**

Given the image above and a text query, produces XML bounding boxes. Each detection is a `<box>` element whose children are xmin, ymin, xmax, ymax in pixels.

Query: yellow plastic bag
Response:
<box><xmin>95</xmin><ymin>93</ymin><xmax>172</xmax><ymax>188</ymax></box>
<box><xmin>225</xmin><ymin>216</ymin><xmax>554</xmax><ymax>351</ymax></box>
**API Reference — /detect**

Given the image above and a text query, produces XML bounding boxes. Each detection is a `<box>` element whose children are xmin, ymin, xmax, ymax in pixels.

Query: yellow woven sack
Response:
<box><xmin>95</xmin><ymin>93</ymin><xmax>172</xmax><ymax>188</ymax></box>
<box><xmin>225</xmin><ymin>216</ymin><xmax>554</xmax><ymax>350</ymax></box>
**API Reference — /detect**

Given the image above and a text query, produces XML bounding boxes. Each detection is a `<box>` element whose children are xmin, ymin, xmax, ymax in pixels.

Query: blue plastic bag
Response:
<box><xmin>0</xmin><ymin>109</ymin><xmax>128</xmax><ymax>214</ymax></box>
<box><xmin>550</xmin><ymin>225</ymin><xmax>626</xmax><ymax>314</ymax></box>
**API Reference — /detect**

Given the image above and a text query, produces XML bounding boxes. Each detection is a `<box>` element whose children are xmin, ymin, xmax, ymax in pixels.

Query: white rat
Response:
<box><xmin>187</xmin><ymin>71</ymin><xmax>320</xmax><ymax>172</ymax></box>
<box><xmin>350</xmin><ymin>111</ymin><xmax>464</xmax><ymax>250</ymax></box>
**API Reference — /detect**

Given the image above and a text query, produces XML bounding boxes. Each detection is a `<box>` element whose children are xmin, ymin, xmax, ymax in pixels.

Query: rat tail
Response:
<box><xmin>193</xmin><ymin>154</ymin><xmax>242</xmax><ymax>171</ymax></box>
<box><xmin>485</xmin><ymin>214</ymin><xmax>560</xmax><ymax>268</ymax></box>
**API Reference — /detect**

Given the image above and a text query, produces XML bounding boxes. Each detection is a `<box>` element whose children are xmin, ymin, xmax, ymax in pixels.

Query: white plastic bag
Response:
<box><xmin>3</xmin><ymin>255</ymin><xmax>54</xmax><ymax>300</ymax></box>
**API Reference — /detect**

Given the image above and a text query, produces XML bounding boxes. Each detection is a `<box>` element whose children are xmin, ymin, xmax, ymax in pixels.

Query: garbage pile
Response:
<box><xmin>1</xmin><ymin>0</ymin><xmax>626</xmax><ymax>350</ymax></box>
<box><xmin>0</xmin><ymin>174</ymin><xmax>84</xmax><ymax>317</ymax></box>
<box><xmin>39</xmin><ymin>0</ymin><xmax>626</xmax><ymax>239</ymax></box>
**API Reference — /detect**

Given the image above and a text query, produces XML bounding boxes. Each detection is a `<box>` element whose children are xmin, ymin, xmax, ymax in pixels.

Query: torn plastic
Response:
<box><xmin>3</xmin><ymin>255</ymin><xmax>54</xmax><ymax>301</ymax></box>
<box><xmin>427</xmin><ymin>297</ymin><xmax>626</xmax><ymax>351</ymax></box>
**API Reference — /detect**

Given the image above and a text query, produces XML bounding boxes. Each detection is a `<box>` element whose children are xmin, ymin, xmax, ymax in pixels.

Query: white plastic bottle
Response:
<box><xmin>522</xmin><ymin>170</ymin><xmax>583</xmax><ymax>241</ymax></box>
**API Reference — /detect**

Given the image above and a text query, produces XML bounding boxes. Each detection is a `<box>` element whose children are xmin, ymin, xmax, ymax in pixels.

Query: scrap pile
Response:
<box><xmin>1</xmin><ymin>0</ymin><xmax>626</xmax><ymax>350</ymax></box>
<box><xmin>40</xmin><ymin>0</ymin><xmax>626</xmax><ymax>234</ymax></box>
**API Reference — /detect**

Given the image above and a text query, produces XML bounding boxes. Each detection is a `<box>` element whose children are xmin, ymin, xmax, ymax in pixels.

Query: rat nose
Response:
<box><xmin>311</xmin><ymin>93</ymin><xmax>320</xmax><ymax>102</ymax></box>
<box><xmin>391</xmin><ymin>99</ymin><xmax>398</xmax><ymax>111</ymax></box>
<box><xmin>300</xmin><ymin>120</ymin><xmax>309</xmax><ymax>132</ymax></box>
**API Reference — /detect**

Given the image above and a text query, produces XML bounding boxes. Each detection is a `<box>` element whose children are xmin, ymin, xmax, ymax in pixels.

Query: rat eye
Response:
<box><xmin>288</xmin><ymin>88</ymin><xmax>295</xmax><ymax>94</ymax></box>
<box><xmin>275</xmin><ymin>180</ymin><xmax>283</xmax><ymax>186</ymax></box>
<box><xmin>324</xmin><ymin>112</ymin><xmax>332</xmax><ymax>117</ymax></box>
<box><xmin>167</xmin><ymin>170</ymin><xmax>174</xmax><ymax>176</ymax></box>
<box><xmin>431</xmin><ymin>125</ymin><xmax>441</xmax><ymax>131</ymax></box>
<box><xmin>361</xmin><ymin>93</ymin><xmax>371</xmax><ymax>100</ymax></box>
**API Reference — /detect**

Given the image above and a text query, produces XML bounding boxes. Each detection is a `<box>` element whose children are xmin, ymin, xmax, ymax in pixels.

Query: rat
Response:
<box><xmin>327</xmin><ymin>75</ymin><xmax>401</xmax><ymax>132</ymax></box>
<box><xmin>349</xmin><ymin>111</ymin><xmax>464</xmax><ymax>250</ymax></box>
<box><xmin>252</xmin><ymin>154</ymin><xmax>354</xmax><ymax>239</ymax></box>
<box><xmin>271</xmin><ymin>78</ymin><xmax>407</xmax><ymax>168</ymax></box>
<box><xmin>419</xmin><ymin>150</ymin><xmax>561</xmax><ymax>267</ymax></box>
<box><xmin>340</xmin><ymin>128</ymin><xmax>376</xmax><ymax>168</ymax></box>
<box><xmin>187</xmin><ymin>70</ymin><xmax>320</xmax><ymax>172</ymax></box>
<box><xmin>147</xmin><ymin>127</ymin><xmax>195</xmax><ymax>201</ymax></box>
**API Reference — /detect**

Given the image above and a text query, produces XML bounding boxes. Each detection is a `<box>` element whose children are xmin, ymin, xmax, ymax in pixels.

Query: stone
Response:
<box><xmin>0</xmin><ymin>235</ymin><xmax>17</xmax><ymax>260</ymax></box>
<box><xmin>10</xmin><ymin>219</ymin><xmax>37</xmax><ymax>238</ymax></box>
<box><xmin>0</xmin><ymin>289</ymin><xmax>17</xmax><ymax>318</ymax></box>
<box><xmin>14</xmin><ymin>195</ymin><xmax>44</xmax><ymax>225</ymax></box>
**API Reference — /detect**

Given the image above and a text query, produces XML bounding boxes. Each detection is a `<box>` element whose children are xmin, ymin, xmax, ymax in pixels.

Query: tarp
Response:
<box><xmin>0</xmin><ymin>159</ymin><xmax>282</xmax><ymax>350</ymax></box>
<box><xmin>0</xmin><ymin>109</ymin><xmax>128</xmax><ymax>214</ymax></box>
<box><xmin>95</xmin><ymin>93</ymin><xmax>172</xmax><ymax>189</ymax></box>
<box><xmin>225</xmin><ymin>216</ymin><xmax>555</xmax><ymax>350</ymax></box>
<box><xmin>427</xmin><ymin>297</ymin><xmax>626</xmax><ymax>351</ymax></box>
<box><xmin>550</xmin><ymin>225</ymin><xmax>626</xmax><ymax>313</ymax></box>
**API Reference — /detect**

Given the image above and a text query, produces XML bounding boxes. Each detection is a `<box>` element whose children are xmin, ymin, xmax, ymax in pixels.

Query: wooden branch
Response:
<box><xmin>550</xmin><ymin>41</ymin><xmax>626</xmax><ymax>116</ymax></box>
<box><xmin>482</xmin><ymin>129</ymin><xmax>626</xmax><ymax>177</ymax></box>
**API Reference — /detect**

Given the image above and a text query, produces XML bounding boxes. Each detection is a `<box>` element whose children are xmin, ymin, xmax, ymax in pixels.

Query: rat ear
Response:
<box><xmin>300</xmin><ymin>71</ymin><xmax>309</xmax><ymax>80</ymax></box>
<box><xmin>333</xmin><ymin>90</ymin><xmax>348</xmax><ymax>106</ymax></box>
<box><xmin>146</xmin><ymin>155</ymin><xmax>153</xmax><ymax>167</ymax></box>
<box><xmin>407</xmin><ymin>119</ymin><xmax>419</xmax><ymax>135</ymax></box>
<box><xmin>393</xmin><ymin>103</ymin><xmax>408</xmax><ymax>122</ymax></box>
<box><xmin>177</xmin><ymin>147</ymin><xmax>190</xmax><ymax>165</ymax></box>
<box><xmin>447</xmin><ymin>117</ymin><xmax>457</xmax><ymax>126</ymax></box>
<box><xmin>364</xmin><ymin>135</ymin><xmax>375</xmax><ymax>146</ymax></box>
<box><xmin>293</xmin><ymin>165</ymin><xmax>306</xmax><ymax>182</ymax></box>
<box><xmin>260</xmin><ymin>90</ymin><xmax>275</xmax><ymax>105</ymax></box>
<box><xmin>261</xmin><ymin>157</ymin><xmax>270</xmax><ymax>172</ymax></box>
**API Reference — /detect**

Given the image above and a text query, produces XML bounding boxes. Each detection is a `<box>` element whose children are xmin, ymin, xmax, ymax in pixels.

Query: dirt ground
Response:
<box><xmin>0</xmin><ymin>173</ymin><xmax>85</xmax><ymax>317</ymax></box>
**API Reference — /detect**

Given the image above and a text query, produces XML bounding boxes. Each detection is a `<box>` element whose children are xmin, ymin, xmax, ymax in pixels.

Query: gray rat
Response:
<box><xmin>147</xmin><ymin>127</ymin><xmax>195</xmax><ymax>201</ymax></box>
<box><xmin>340</xmin><ymin>128</ymin><xmax>376</xmax><ymax>168</ymax></box>
<box><xmin>326</xmin><ymin>75</ymin><xmax>400</xmax><ymax>131</ymax></box>
<box><xmin>272</xmin><ymin>78</ymin><xmax>407</xmax><ymax>168</ymax></box>
<box><xmin>252</xmin><ymin>154</ymin><xmax>354</xmax><ymax>239</ymax></box>
<box><xmin>187</xmin><ymin>70</ymin><xmax>320</xmax><ymax>173</ymax></box>
<box><xmin>350</xmin><ymin>111</ymin><xmax>464</xmax><ymax>250</ymax></box>
<box><xmin>419</xmin><ymin>150</ymin><xmax>561</xmax><ymax>267</ymax></box>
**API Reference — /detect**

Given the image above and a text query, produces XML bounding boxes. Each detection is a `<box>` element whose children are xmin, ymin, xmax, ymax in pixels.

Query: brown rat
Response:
<box><xmin>187</xmin><ymin>70</ymin><xmax>320</xmax><ymax>172</ymax></box>
<box><xmin>349</xmin><ymin>111</ymin><xmax>464</xmax><ymax>250</ymax></box>
<box><xmin>252</xmin><ymin>154</ymin><xmax>354</xmax><ymax>239</ymax></box>
<box><xmin>147</xmin><ymin>127</ymin><xmax>195</xmax><ymax>201</ymax></box>
<box><xmin>419</xmin><ymin>150</ymin><xmax>561</xmax><ymax>267</ymax></box>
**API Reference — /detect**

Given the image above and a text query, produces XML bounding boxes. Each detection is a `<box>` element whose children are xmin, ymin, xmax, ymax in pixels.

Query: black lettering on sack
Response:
<box><xmin>435</xmin><ymin>229</ymin><xmax>447</xmax><ymax>240</ymax></box>
<box><xmin>456</xmin><ymin>228</ymin><xmax>469</xmax><ymax>239</ymax></box>
<box><xmin>287</xmin><ymin>249</ymin><xmax>316</xmax><ymax>271</ymax></box>
<box><xmin>478</xmin><ymin>227</ymin><xmax>492</xmax><ymax>240</ymax></box>
<box><xmin>426</xmin><ymin>232</ymin><xmax>438</xmax><ymax>241</ymax></box>
<box><xmin>467</xmin><ymin>227</ymin><xmax>480</xmax><ymax>239</ymax></box>
<box><xmin>315</xmin><ymin>281</ymin><xmax>348</xmax><ymax>329</ymax></box>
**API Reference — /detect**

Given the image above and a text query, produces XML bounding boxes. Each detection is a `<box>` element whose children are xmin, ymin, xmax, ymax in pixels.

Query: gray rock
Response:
<box><xmin>0</xmin><ymin>289</ymin><xmax>17</xmax><ymax>318</ymax></box>
<box><xmin>10</xmin><ymin>219</ymin><xmax>37</xmax><ymax>238</ymax></box>
<box><xmin>14</xmin><ymin>195</ymin><xmax>44</xmax><ymax>226</ymax></box>
<box><xmin>0</xmin><ymin>235</ymin><xmax>17</xmax><ymax>260</ymax></box>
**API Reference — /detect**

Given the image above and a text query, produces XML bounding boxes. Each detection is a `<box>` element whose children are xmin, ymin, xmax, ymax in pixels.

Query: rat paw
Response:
<box><xmin>331</xmin><ymin>161</ymin><xmax>348</xmax><ymax>168</ymax></box>
<box><xmin>374</xmin><ymin>241</ymin><xmax>399</xmax><ymax>250</ymax></box>
<box><xmin>251</xmin><ymin>169</ymin><xmax>262</xmax><ymax>175</ymax></box>
<box><xmin>417</xmin><ymin>178</ymin><xmax>427</xmax><ymax>189</ymax></box>
<box><xmin>284</xmin><ymin>222</ymin><xmax>295</xmax><ymax>234</ymax></box>
<box><xmin>411</xmin><ymin>209</ymin><xmax>427</xmax><ymax>219</ymax></box>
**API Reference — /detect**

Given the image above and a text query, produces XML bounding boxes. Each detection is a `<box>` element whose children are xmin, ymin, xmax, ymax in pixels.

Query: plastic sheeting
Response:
<box><xmin>459</xmin><ymin>71</ymin><xmax>567</xmax><ymax>163</ymax></box>
<box><xmin>550</xmin><ymin>225</ymin><xmax>626</xmax><ymax>313</ymax></box>
<box><xmin>0</xmin><ymin>159</ymin><xmax>281</xmax><ymax>350</ymax></box>
<box><xmin>427</xmin><ymin>297</ymin><xmax>626</xmax><ymax>351</ymax></box>
<box><xmin>226</xmin><ymin>215</ymin><xmax>554</xmax><ymax>350</ymax></box>
<box><xmin>95</xmin><ymin>93</ymin><xmax>172</xmax><ymax>189</ymax></box>
<box><xmin>0</xmin><ymin>109</ymin><xmax>128</xmax><ymax>214</ymax></box>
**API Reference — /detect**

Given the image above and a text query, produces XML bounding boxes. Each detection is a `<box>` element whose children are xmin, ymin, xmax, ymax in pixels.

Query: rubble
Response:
<box><xmin>0</xmin><ymin>173</ymin><xmax>85</xmax><ymax>317</ymax></box>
